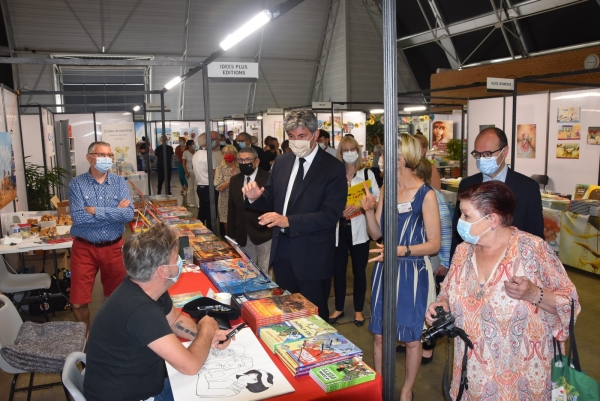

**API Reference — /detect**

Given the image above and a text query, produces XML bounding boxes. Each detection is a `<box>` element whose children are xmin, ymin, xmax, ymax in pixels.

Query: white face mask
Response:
<box><xmin>378</xmin><ymin>157</ymin><xmax>384</xmax><ymax>172</ymax></box>
<box><xmin>318</xmin><ymin>143</ymin><xmax>326</xmax><ymax>150</ymax></box>
<box><xmin>289</xmin><ymin>139</ymin><xmax>313</xmax><ymax>158</ymax></box>
<box><xmin>343</xmin><ymin>151</ymin><xmax>359</xmax><ymax>164</ymax></box>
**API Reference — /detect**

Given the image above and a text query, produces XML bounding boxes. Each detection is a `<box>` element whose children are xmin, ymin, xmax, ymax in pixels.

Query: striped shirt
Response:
<box><xmin>69</xmin><ymin>171</ymin><xmax>134</xmax><ymax>243</ymax></box>
<box><xmin>434</xmin><ymin>189</ymin><xmax>452</xmax><ymax>268</ymax></box>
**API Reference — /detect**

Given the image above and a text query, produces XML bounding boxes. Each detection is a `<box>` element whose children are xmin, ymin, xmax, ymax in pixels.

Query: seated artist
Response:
<box><xmin>84</xmin><ymin>222</ymin><xmax>235</xmax><ymax>401</ymax></box>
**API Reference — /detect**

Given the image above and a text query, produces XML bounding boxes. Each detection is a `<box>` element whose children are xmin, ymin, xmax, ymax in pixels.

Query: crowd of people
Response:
<box><xmin>72</xmin><ymin>110</ymin><xmax>580</xmax><ymax>400</ymax></box>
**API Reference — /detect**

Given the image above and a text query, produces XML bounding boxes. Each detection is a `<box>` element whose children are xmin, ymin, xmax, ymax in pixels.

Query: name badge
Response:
<box><xmin>397</xmin><ymin>202</ymin><xmax>412</xmax><ymax>214</ymax></box>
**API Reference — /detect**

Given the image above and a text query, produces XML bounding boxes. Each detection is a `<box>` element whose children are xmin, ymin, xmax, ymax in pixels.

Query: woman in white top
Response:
<box><xmin>329</xmin><ymin>136</ymin><xmax>380</xmax><ymax>326</ymax></box>
<box><xmin>182</xmin><ymin>140</ymin><xmax>197</xmax><ymax>208</ymax></box>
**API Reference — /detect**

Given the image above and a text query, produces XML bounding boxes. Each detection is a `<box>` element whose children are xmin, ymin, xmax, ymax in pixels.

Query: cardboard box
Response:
<box><xmin>50</xmin><ymin>195</ymin><xmax>70</xmax><ymax>216</ymax></box>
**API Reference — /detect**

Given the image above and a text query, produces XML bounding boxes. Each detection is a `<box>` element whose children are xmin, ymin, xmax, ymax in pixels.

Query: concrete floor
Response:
<box><xmin>2</xmin><ymin>174</ymin><xmax>600</xmax><ymax>400</ymax></box>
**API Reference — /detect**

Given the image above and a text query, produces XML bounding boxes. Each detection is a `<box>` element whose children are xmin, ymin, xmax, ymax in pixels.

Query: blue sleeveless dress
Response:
<box><xmin>368</xmin><ymin>184</ymin><xmax>431</xmax><ymax>342</ymax></box>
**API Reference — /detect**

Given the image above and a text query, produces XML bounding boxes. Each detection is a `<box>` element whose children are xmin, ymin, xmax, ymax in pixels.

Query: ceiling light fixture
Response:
<box><xmin>370</xmin><ymin>109</ymin><xmax>384</xmax><ymax>114</ymax></box>
<box><xmin>257</xmin><ymin>116</ymin><xmax>263</xmax><ymax>120</ymax></box>
<box><xmin>404</xmin><ymin>106</ymin><xmax>427</xmax><ymax>111</ymax></box>
<box><xmin>164</xmin><ymin>76</ymin><xmax>182</xmax><ymax>90</ymax></box>
<box><xmin>220</xmin><ymin>10</ymin><xmax>272</xmax><ymax>51</ymax></box>
<box><xmin>133</xmin><ymin>105</ymin><xmax>141</xmax><ymax>111</ymax></box>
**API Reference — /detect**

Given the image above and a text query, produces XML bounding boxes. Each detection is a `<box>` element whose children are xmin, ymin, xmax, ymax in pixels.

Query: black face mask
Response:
<box><xmin>269</xmin><ymin>144</ymin><xmax>276</xmax><ymax>150</ymax></box>
<box><xmin>239</xmin><ymin>163</ymin><xmax>256</xmax><ymax>176</ymax></box>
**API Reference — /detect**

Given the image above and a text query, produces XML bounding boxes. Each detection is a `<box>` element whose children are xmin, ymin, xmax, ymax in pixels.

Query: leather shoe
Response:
<box><xmin>396</xmin><ymin>344</ymin><xmax>406</xmax><ymax>353</ymax></box>
<box><xmin>354</xmin><ymin>319</ymin><xmax>365</xmax><ymax>327</ymax></box>
<box><xmin>421</xmin><ymin>348</ymin><xmax>434</xmax><ymax>365</ymax></box>
<box><xmin>328</xmin><ymin>311</ymin><xmax>344</xmax><ymax>324</ymax></box>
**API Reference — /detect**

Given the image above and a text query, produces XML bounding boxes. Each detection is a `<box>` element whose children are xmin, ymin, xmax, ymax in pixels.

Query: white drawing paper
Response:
<box><xmin>166</xmin><ymin>328</ymin><xmax>295</xmax><ymax>401</ymax></box>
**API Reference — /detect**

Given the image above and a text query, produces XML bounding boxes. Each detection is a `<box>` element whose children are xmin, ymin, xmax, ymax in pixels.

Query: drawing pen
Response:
<box><xmin>219</xmin><ymin>322</ymin><xmax>246</xmax><ymax>344</ymax></box>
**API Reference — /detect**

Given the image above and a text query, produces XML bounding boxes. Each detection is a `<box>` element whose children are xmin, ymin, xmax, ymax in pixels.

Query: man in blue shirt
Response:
<box><xmin>68</xmin><ymin>141</ymin><xmax>134</xmax><ymax>331</ymax></box>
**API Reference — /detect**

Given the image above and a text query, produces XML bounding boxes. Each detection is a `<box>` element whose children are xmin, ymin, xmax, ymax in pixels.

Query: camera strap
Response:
<box><xmin>444</xmin><ymin>333</ymin><xmax>472</xmax><ymax>401</ymax></box>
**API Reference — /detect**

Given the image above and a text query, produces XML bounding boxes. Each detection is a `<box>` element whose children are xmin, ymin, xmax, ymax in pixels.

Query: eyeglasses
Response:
<box><xmin>470</xmin><ymin>146</ymin><xmax>505</xmax><ymax>160</ymax></box>
<box><xmin>89</xmin><ymin>153</ymin><xmax>115</xmax><ymax>158</ymax></box>
<box><xmin>237</xmin><ymin>157</ymin><xmax>256</xmax><ymax>164</ymax></box>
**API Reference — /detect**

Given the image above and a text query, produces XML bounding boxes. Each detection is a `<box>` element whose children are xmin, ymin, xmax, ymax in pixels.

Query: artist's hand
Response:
<box><xmin>368</xmin><ymin>243</ymin><xmax>384</xmax><ymax>263</ymax></box>
<box><xmin>425</xmin><ymin>300</ymin><xmax>450</xmax><ymax>325</ymax></box>
<box><xmin>117</xmin><ymin>199</ymin><xmax>130</xmax><ymax>208</ymax></box>
<box><xmin>258</xmin><ymin>212</ymin><xmax>289</xmax><ymax>228</ymax></box>
<box><xmin>212</xmin><ymin>329</ymin><xmax>231</xmax><ymax>350</ymax></box>
<box><xmin>342</xmin><ymin>205</ymin><xmax>361</xmax><ymax>219</ymax></box>
<box><xmin>504</xmin><ymin>276</ymin><xmax>539</xmax><ymax>303</ymax></box>
<box><xmin>84</xmin><ymin>206</ymin><xmax>96</xmax><ymax>215</ymax></box>
<box><xmin>435</xmin><ymin>265</ymin><xmax>448</xmax><ymax>277</ymax></box>
<box><xmin>361</xmin><ymin>182</ymin><xmax>377</xmax><ymax>212</ymax></box>
<box><xmin>241</xmin><ymin>180</ymin><xmax>264</xmax><ymax>201</ymax></box>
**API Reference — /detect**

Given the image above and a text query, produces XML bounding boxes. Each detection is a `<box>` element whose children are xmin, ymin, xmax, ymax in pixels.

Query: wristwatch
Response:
<box><xmin>404</xmin><ymin>245</ymin><xmax>411</xmax><ymax>257</ymax></box>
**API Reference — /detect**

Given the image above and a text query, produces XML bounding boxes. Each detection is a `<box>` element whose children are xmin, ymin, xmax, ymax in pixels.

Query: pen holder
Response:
<box><xmin>182</xmin><ymin>297</ymin><xmax>240</xmax><ymax>330</ymax></box>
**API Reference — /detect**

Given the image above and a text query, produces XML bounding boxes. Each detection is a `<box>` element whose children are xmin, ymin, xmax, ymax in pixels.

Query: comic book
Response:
<box><xmin>309</xmin><ymin>357</ymin><xmax>376</xmax><ymax>392</ymax></box>
<box><xmin>259</xmin><ymin>316</ymin><xmax>336</xmax><ymax>353</ymax></box>
<box><xmin>232</xmin><ymin>288</ymin><xmax>290</xmax><ymax>308</ymax></box>
<box><xmin>170</xmin><ymin>291</ymin><xmax>204</xmax><ymax>308</ymax></box>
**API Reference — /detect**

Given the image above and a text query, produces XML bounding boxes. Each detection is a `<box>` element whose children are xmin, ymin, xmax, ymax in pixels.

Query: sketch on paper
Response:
<box><xmin>587</xmin><ymin>127</ymin><xmax>600</xmax><ymax>145</ymax></box>
<box><xmin>0</xmin><ymin>132</ymin><xmax>16</xmax><ymax>210</ymax></box>
<box><xmin>557</xmin><ymin>107</ymin><xmax>580</xmax><ymax>122</ymax></box>
<box><xmin>557</xmin><ymin>124</ymin><xmax>581</xmax><ymax>140</ymax></box>
<box><xmin>556</xmin><ymin>143</ymin><xmax>580</xmax><ymax>159</ymax></box>
<box><xmin>516</xmin><ymin>124</ymin><xmax>536</xmax><ymax>158</ymax></box>
<box><xmin>167</xmin><ymin>328</ymin><xmax>294</xmax><ymax>401</ymax></box>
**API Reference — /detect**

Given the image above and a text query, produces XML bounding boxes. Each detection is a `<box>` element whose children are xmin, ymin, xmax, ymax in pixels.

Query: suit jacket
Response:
<box><xmin>450</xmin><ymin>168</ymin><xmax>545</xmax><ymax>258</ymax></box>
<box><xmin>228</xmin><ymin>169</ymin><xmax>273</xmax><ymax>246</ymax></box>
<box><xmin>252</xmin><ymin>145</ymin><xmax>271</xmax><ymax>172</ymax></box>
<box><xmin>249</xmin><ymin>147</ymin><xmax>347</xmax><ymax>281</ymax></box>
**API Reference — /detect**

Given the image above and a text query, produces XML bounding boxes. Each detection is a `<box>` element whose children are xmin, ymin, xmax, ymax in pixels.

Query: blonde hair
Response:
<box><xmin>413</xmin><ymin>133</ymin><xmax>429</xmax><ymax>150</ymax></box>
<box><xmin>220</xmin><ymin>145</ymin><xmax>238</xmax><ymax>166</ymax></box>
<box><xmin>369</xmin><ymin>135</ymin><xmax>381</xmax><ymax>146</ymax></box>
<box><xmin>414</xmin><ymin>157</ymin><xmax>432</xmax><ymax>184</ymax></box>
<box><xmin>337</xmin><ymin>135</ymin><xmax>364</xmax><ymax>168</ymax></box>
<box><xmin>398</xmin><ymin>133</ymin><xmax>421</xmax><ymax>170</ymax></box>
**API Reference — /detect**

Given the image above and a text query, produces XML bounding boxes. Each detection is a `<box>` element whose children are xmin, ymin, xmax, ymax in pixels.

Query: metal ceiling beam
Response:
<box><xmin>105</xmin><ymin>0</ymin><xmax>144</xmax><ymax>53</ymax></box>
<box><xmin>63</xmin><ymin>0</ymin><xmax>101</xmax><ymax>52</ymax></box>
<box><xmin>502</xmin><ymin>0</ymin><xmax>529</xmax><ymax>57</ymax></box>
<box><xmin>0</xmin><ymin>0</ymin><xmax>20</xmax><ymax>89</ymax></box>
<box><xmin>20</xmin><ymin>90</ymin><xmax>162</xmax><ymax>95</ymax></box>
<box><xmin>246</xmin><ymin>0</ymin><xmax>270</xmax><ymax>114</ymax></box>
<box><xmin>416</xmin><ymin>0</ymin><xmax>461</xmax><ymax>69</ymax></box>
<box><xmin>179</xmin><ymin>0</ymin><xmax>192</xmax><ymax>120</ymax></box>
<box><xmin>0</xmin><ymin>57</ymin><xmax>203</xmax><ymax>66</ymax></box>
<box><xmin>398</xmin><ymin>0</ymin><xmax>586</xmax><ymax>49</ymax></box>
<box><xmin>100</xmin><ymin>0</ymin><xmax>105</xmax><ymax>52</ymax></box>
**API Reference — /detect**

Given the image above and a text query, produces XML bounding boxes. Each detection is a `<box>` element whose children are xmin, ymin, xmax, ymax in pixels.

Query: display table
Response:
<box><xmin>169</xmin><ymin>272</ymin><xmax>383</xmax><ymax>401</ymax></box>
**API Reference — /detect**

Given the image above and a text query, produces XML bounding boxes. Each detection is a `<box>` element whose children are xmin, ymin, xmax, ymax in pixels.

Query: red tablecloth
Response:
<box><xmin>169</xmin><ymin>271</ymin><xmax>383</xmax><ymax>401</ymax></box>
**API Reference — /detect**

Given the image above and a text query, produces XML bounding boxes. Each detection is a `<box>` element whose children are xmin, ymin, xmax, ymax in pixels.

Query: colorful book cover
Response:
<box><xmin>216</xmin><ymin>277</ymin><xmax>279</xmax><ymax>296</ymax></box>
<box><xmin>309</xmin><ymin>357</ymin><xmax>376</xmax><ymax>393</ymax></box>
<box><xmin>200</xmin><ymin>258</ymin><xmax>246</xmax><ymax>273</ymax></box>
<box><xmin>170</xmin><ymin>291</ymin><xmax>204</xmax><ymax>308</ymax></box>
<box><xmin>289</xmin><ymin>315</ymin><xmax>337</xmax><ymax>338</ymax></box>
<box><xmin>243</xmin><ymin>293</ymin><xmax>317</xmax><ymax>319</ymax></box>
<box><xmin>346</xmin><ymin>180</ymin><xmax>371</xmax><ymax>219</ymax></box>
<box><xmin>191</xmin><ymin>227</ymin><xmax>213</xmax><ymax>236</ymax></box>
<box><xmin>259</xmin><ymin>321</ymin><xmax>306</xmax><ymax>352</ymax></box>
<box><xmin>276</xmin><ymin>333</ymin><xmax>362</xmax><ymax>370</ymax></box>
<box><xmin>232</xmin><ymin>288</ymin><xmax>289</xmax><ymax>307</ymax></box>
<box><xmin>192</xmin><ymin>234</ymin><xmax>220</xmax><ymax>243</ymax></box>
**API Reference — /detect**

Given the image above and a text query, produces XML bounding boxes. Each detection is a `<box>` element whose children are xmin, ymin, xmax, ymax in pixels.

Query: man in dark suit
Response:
<box><xmin>237</xmin><ymin>132</ymin><xmax>270</xmax><ymax>172</ymax></box>
<box><xmin>450</xmin><ymin>127</ymin><xmax>544</xmax><ymax>257</ymax></box>
<box><xmin>228</xmin><ymin>146</ymin><xmax>273</xmax><ymax>278</ymax></box>
<box><xmin>242</xmin><ymin>109</ymin><xmax>347</xmax><ymax>320</ymax></box>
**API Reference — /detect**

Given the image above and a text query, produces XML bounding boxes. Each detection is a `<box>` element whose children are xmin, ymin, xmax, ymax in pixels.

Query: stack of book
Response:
<box><xmin>275</xmin><ymin>332</ymin><xmax>363</xmax><ymax>377</ymax></box>
<box><xmin>232</xmin><ymin>288</ymin><xmax>290</xmax><ymax>308</ymax></box>
<box><xmin>241</xmin><ymin>293</ymin><xmax>318</xmax><ymax>333</ymax></box>
<box><xmin>191</xmin><ymin>239</ymin><xmax>240</xmax><ymax>263</ymax></box>
<box><xmin>309</xmin><ymin>357</ymin><xmax>376</xmax><ymax>393</ymax></box>
<box><xmin>259</xmin><ymin>315</ymin><xmax>337</xmax><ymax>353</ymax></box>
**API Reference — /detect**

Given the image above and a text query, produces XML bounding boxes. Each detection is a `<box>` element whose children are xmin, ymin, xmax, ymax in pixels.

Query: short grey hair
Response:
<box><xmin>88</xmin><ymin>141</ymin><xmax>111</xmax><ymax>153</ymax></box>
<box><xmin>122</xmin><ymin>222</ymin><xmax>179</xmax><ymax>282</ymax></box>
<box><xmin>239</xmin><ymin>147</ymin><xmax>258</xmax><ymax>159</ymax></box>
<box><xmin>197</xmin><ymin>133</ymin><xmax>207</xmax><ymax>147</ymax></box>
<box><xmin>237</xmin><ymin>132</ymin><xmax>250</xmax><ymax>142</ymax></box>
<box><xmin>283</xmin><ymin>109</ymin><xmax>318</xmax><ymax>134</ymax></box>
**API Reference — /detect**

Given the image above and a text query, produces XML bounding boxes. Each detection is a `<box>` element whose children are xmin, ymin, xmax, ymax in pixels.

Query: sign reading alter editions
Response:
<box><xmin>207</xmin><ymin>62</ymin><xmax>259</xmax><ymax>80</ymax></box>
<box><xmin>486</xmin><ymin>77</ymin><xmax>514</xmax><ymax>92</ymax></box>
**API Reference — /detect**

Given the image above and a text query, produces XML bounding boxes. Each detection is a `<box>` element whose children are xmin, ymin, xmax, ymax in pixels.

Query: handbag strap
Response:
<box><xmin>443</xmin><ymin>337</ymin><xmax>470</xmax><ymax>401</ymax></box>
<box><xmin>567</xmin><ymin>298</ymin><xmax>582</xmax><ymax>371</ymax></box>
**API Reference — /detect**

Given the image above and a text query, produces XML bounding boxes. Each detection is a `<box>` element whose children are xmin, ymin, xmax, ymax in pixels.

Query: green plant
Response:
<box><xmin>24</xmin><ymin>159</ymin><xmax>70</xmax><ymax>211</ymax></box>
<box><xmin>445</xmin><ymin>139</ymin><xmax>463</xmax><ymax>161</ymax></box>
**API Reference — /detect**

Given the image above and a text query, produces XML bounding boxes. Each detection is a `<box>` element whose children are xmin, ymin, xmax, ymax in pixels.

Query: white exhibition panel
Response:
<box><xmin>95</xmin><ymin>112</ymin><xmax>133</xmax><ymax>143</ymax></box>
<box><xmin>504</xmin><ymin>93</ymin><xmax>549</xmax><ymax>177</ymax></box>
<box><xmin>546</xmin><ymin>89</ymin><xmax>600</xmax><ymax>194</ymax></box>
<box><xmin>466</xmin><ymin>97</ymin><xmax>505</xmax><ymax>176</ymax></box>
<box><xmin>54</xmin><ymin>113</ymin><xmax>95</xmax><ymax>177</ymax></box>
<box><xmin>2</xmin><ymin>88</ymin><xmax>27</xmax><ymax>213</ymax></box>
<box><xmin>262</xmin><ymin>114</ymin><xmax>284</xmax><ymax>144</ymax></box>
<box><xmin>20</xmin><ymin>114</ymin><xmax>43</xmax><ymax>167</ymax></box>
<box><xmin>41</xmin><ymin>108</ymin><xmax>55</xmax><ymax>169</ymax></box>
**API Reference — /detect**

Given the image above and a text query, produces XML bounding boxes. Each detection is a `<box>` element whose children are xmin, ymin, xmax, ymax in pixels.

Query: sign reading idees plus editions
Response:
<box><xmin>207</xmin><ymin>62</ymin><xmax>259</xmax><ymax>79</ymax></box>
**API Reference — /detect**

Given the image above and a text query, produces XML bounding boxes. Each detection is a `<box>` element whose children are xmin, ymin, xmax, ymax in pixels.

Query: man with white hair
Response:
<box><xmin>192</xmin><ymin>132</ymin><xmax>222</xmax><ymax>231</ymax></box>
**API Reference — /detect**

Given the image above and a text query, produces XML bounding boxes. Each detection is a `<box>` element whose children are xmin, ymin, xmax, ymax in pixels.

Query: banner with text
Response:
<box><xmin>102</xmin><ymin>122</ymin><xmax>137</xmax><ymax>176</ymax></box>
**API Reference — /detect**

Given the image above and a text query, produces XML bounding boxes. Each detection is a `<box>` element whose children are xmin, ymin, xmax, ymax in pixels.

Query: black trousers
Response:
<box><xmin>157</xmin><ymin>164</ymin><xmax>172</xmax><ymax>194</ymax></box>
<box><xmin>273</xmin><ymin>235</ymin><xmax>331</xmax><ymax>321</ymax></box>
<box><xmin>333</xmin><ymin>218</ymin><xmax>370</xmax><ymax>313</ymax></box>
<box><xmin>196</xmin><ymin>185</ymin><xmax>219</xmax><ymax>232</ymax></box>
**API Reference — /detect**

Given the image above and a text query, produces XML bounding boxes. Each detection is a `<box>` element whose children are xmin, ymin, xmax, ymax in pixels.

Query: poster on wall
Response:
<box><xmin>479</xmin><ymin>124</ymin><xmax>495</xmax><ymax>132</ymax></box>
<box><xmin>557</xmin><ymin>124</ymin><xmax>581</xmax><ymax>140</ymax></box>
<box><xmin>556</xmin><ymin>143</ymin><xmax>580</xmax><ymax>159</ymax></box>
<box><xmin>274</xmin><ymin>121</ymin><xmax>285</xmax><ymax>143</ymax></box>
<box><xmin>155</xmin><ymin>127</ymin><xmax>172</xmax><ymax>146</ymax></box>
<box><xmin>516</xmin><ymin>124</ymin><xmax>536</xmax><ymax>159</ymax></box>
<box><xmin>557</xmin><ymin>107</ymin><xmax>580</xmax><ymax>122</ymax></box>
<box><xmin>0</xmin><ymin>132</ymin><xmax>16</xmax><ymax>210</ymax></box>
<box><xmin>587</xmin><ymin>127</ymin><xmax>600</xmax><ymax>144</ymax></box>
<box><xmin>431</xmin><ymin>120</ymin><xmax>453</xmax><ymax>151</ymax></box>
<box><xmin>246</xmin><ymin>121</ymin><xmax>261</xmax><ymax>139</ymax></box>
<box><xmin>134</xmin><ymin>122</ymin><xmax>147</xmax><ymax>144</ymax></box>
<box><xmin>341</xmin><ymin>112</ymin><xmax>366</xmax><ymax>150</ymax></box>
<box><xmin>559</xmin><ymin>212</ymin><xmax>600</xmax><ymax>274</ymax></box>
<box><xmin>102</xmin><ymin>123</ymin><xmax>137</xmax><ymax>176</ymax></box>
<box><xmin>543</xmin><ymin>208</ymin><xmax>561</xmax><ymax>253</ymax></box>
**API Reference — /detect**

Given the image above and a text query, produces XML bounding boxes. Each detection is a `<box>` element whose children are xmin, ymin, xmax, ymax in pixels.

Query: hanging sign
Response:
<box><xmin>267</xmin><ymin>108</ymin><xmax>284</xmax><ymax>114</ymax></box>
<box><xmin>144</xmin><ymin>103</ymin><xmax>171</xmax><ymax>112</ymax></box>
<box><xmin>207</xmin><ymin>62</ymin><xmax>259</xmax><ymax>82</ymax></box>
<box><xmin>486</xmin><ymin>77</ymin><xmax>514</xmax><ymax>92</ymax></box>
<box><xmin>312</xmin><ymin>101</ymin><xmax>332</xmax><ymax>109</ymax></box>
<box><xmin>231</xmin><ymin>114</ymin><xmax>245</xmax><ymax>119</ymax></box>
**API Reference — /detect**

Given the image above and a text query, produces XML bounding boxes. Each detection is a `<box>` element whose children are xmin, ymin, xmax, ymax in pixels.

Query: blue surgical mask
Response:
<box><xmin>94</xmin><ymin>157</ymin><xmax>113</xmax><ymax>173</ymax></box>
<box><xmin>211</xmin><ymin>140</ymin><xmax>217</xmax><ymax>148</ymax></box>
<box><xmin>165</xmin><ymin>255</ymin><xmax>183</xmax><ymax>283</ymax></box>
<box><xmin>239</xmin><ymin>142</ymin><xmax>247</xmax><ymax>149</ymax></box>
<box><xmin>457</xmin><ymin>215</ymin><xmax>490</xmax><ymax>245</ymax></box>
<box><xmin>220</xmin><ymin>141</ymin><xmax>226</xmax><ymax>146</ymax></box>
<box><xmin>476</xmin><ymin>152</ymin><xmax>505</xmax><ymax>176</ymax></box>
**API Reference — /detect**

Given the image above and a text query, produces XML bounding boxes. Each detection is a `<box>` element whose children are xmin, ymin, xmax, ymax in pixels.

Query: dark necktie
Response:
<box><xmin>289</xmin><ymin>158</ymin><xmax>305</xmax><ymax>206</ymax></box>
<box><xmin>246</xmin><ymin>176</ymin><xmax>251</xmax><ymax>185</ymax></box>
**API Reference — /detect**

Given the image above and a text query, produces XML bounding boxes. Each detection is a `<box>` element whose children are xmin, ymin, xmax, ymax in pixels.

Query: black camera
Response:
<box><xmin>422</xmin><ymin>306</ymin><xmax>457</xmax><ymax>345</ymax></box>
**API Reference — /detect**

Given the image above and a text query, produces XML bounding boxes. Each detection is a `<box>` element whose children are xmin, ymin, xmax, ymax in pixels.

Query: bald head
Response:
<box><xmin>477</xmin><ymin>128</ymin><xmax>508</xmax><ymax>149</ymax></box>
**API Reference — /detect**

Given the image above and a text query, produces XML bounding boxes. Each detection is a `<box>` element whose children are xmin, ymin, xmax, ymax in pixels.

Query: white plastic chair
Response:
<box><xmin>62</xmin><ymin>352</ymin><xmax>87</xmax><ymax>401</ymax></box>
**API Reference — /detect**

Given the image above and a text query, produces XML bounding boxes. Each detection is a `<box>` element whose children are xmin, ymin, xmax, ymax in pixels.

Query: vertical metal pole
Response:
<box><xmin>510</xmin><ymin>81</ymin><xmax>517</xmax><ymax>169</ymax></box>
<box><xmin>203</xmin><ymin>65</ymin><xmax>219</xmax><ymax>236</ymax></box>
<box><xmin>460</xmin><ymin>108</ymin><xmax>465</xmax><ymax>178</ymax></box>
<box><xmin>160</xmin><ymin>91</ymin><xmax>169</xmax><ymax>195</ymax></box>
<box><xmin>330</xmin><ymin>104</ymin><xmax>334</xmax><ymax>148</ymax></box>
<box><xmin>143</xmin><ymin>103</ymin><xmax>151</xmax><ymax>195</ymax></box>
<box><xmin>382</xmin><ymin>0</ymin><xmax>398</xmax><ymax>399</ymax></box>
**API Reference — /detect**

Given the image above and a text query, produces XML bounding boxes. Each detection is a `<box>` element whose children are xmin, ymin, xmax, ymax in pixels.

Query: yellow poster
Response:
<box><xmin>347</xmin><ymin>180</ymin><xmax>371</xmax><ymax>207</ymax></box>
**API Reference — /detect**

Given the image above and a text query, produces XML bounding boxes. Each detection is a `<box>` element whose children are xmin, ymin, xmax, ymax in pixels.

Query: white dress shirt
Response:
<box><xmin>192</xmin><ymin>149</ymin><xmax>223</xmax><ymax>186</ymax></box>
<box><xmin>282</xmin><ymin>144</ymin><xmax>319</xmax><ymax>217</ymax></box>
<box><xmin>482</xmin><ymin>163</ymin><xmax>508</xmax><ymax>183</ymax></box>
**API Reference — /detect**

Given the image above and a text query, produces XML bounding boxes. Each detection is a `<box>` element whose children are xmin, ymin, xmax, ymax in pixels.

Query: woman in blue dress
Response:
<box><xmin>362</xmin><ymin>133</ymin><xmax>440</xmax><ymax>401</ymax></box>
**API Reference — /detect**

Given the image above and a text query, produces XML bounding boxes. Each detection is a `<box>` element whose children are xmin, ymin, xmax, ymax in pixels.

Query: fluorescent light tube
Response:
<box><xmin>370</xmin><ymin>109</ymin><xmax>384</xmax><ymax>114</ymax></box>
<box><xmin>165</xmin><ymin>76</ymin><xmax>182</xmax><ymax>90</ymax></box>
<box><xmin>404</xmin><ymin>106</ymin><xmax>427</xmax><ymax>111</ymax></box>
<box><xmin>133</xmin><ymin>105</ymin><xmax>141</xmax><ymax>111</ymax></box>
<box><xmin>219</xmin><ymin>10</ymin><xmax>272</xmax><ymax>51</ymax></box>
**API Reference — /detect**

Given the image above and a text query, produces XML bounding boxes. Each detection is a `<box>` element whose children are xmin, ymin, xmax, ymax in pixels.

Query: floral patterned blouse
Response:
<box><xmin>438</xmin><ymin>228</ymin><xmax>580</xmax><ymax>400</ymax></box>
